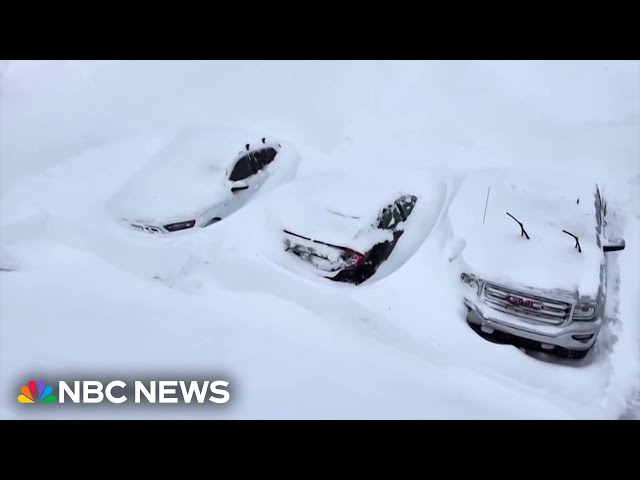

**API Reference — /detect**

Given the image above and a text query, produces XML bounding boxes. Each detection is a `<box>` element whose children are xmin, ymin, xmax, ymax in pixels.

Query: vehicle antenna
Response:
<box><xmin>483</xmin><ymin>187</ymin><xmax>491</xmax><ymax>224</ymax></box>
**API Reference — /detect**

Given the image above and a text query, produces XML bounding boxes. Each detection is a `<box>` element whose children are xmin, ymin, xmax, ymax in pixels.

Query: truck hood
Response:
<box><xmin>449</xmin><ymin>168</ymin><xmax>604</xmax><ymax>298</ymax></box>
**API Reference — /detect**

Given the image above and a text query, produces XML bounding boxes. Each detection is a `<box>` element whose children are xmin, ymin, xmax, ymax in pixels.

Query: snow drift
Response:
<box><xmin>1</xmin><ymin>60</ymin><xmax>638</xmax><ymax>419</ymax></box>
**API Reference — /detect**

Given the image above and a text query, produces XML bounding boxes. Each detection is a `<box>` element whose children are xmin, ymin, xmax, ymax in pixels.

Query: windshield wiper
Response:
<box><xmin>562</xmin><ymin>230</ymin><xmax>582</xmax><ymax>253</ymax></box>
<box><xmin>506</xmin><ymin>212</ymin><xmax>530</xmax><ymax>240</ymax></box>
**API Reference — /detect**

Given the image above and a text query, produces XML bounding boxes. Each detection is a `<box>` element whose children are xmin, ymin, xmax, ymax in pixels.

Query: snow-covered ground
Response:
<box><xmin>1</xmin><ymin>60</ymin><xmax>638</xmax><ymax>419</ymax></box>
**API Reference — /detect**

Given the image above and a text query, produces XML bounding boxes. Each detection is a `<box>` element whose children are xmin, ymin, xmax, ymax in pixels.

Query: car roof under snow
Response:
<box><xmin>111</xmin><ymin>126</ymin><xmax>277</xmax><ymax>224</ymax></box>
<box><xmin>449</xmin><ymin>167</ymin><xmax>605</xmax><ymax>296</ymax></box>
<box><xmin>271</xmin><ymin>174</ymin><xmax>412</xmax><ymax>250</ymax></box>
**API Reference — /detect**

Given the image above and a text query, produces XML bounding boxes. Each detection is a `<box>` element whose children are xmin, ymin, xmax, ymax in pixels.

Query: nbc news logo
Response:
<box><xmin>18</xmin><ymin>378</ymin><xmax>230</xmax><ymax>405</ymax></box>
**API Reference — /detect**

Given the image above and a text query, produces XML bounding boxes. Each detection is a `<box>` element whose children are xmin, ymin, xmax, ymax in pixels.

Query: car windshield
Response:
<box><xmin>378</xmin><ymin>204</ymin><xmax>403</xmax><ymax>230</ymax></box>
<box><xmin>396</xmin><ymin>195</ymin><xmax>417</xmax><ymax>221</ymax></box>
<box><xmin>229</xmin><ymin>156</ymin><xmax>253</xmax><ymax>181</ymax></box>
<box><xmin>253</xmin><ymin>147</ymin><xmax>277</xmax><ymax>168</ymax></box>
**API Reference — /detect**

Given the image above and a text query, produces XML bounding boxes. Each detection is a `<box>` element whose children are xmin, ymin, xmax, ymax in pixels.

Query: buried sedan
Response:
<box><xmin>268</xmin><ymin>173</ymin><xmax>446</xmax><ymax>285</ymax></box>
<box><xmin>111</xmin><ymin>126</ymin><xmax>301</xmax><ymax>234</ymax></box>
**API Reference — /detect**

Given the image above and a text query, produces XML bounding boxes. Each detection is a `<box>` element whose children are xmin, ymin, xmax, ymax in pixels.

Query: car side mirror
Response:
<box><xmin>603</xmin><ymin>238</ymin><xmax>625</xmax><ymax>252</ymax></box>
<box><xmin>231</xmin><ymin>181</ymin><xmax>249</xmax><ymax>193</ymax></box>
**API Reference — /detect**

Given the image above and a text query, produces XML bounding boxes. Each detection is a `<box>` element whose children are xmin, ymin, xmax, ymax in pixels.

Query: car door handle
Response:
<box><xmin>231</xmin><ymin>185</ymin><xmax>249</xmax><ymax>193</ymax></box>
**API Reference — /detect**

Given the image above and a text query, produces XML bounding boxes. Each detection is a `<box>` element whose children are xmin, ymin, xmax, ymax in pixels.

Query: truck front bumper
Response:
<box><xmin>465</xmin><ymin>300</ymin><xmax>601</xmax><ymax>352</ymax></box>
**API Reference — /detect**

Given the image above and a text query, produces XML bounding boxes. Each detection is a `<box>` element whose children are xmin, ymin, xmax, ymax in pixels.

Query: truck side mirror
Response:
<box><xmin>603</xmin><ymin>238</ymin><xmax>625</xmax><ymax>252</ymax></box>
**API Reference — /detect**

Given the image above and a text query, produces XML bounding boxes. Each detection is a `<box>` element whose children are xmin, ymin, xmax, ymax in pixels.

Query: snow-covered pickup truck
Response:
<box><xmin>450</xmin><ymin>169</ymin><xmax>625</xmax><ymax>359</ymax></box>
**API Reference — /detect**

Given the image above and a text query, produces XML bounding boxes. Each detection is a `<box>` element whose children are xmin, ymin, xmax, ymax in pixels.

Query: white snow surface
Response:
<box><xmin>0</xmin><ymin>247</ymin><xmax>19</xmax><ymax>271</ymax></box>
<box><xmin>1</xmin><ymin>60</ymin><xmax>638</xmax><ymax>419</ymax></box>
<box><xmin>449</xmin><ymin>168</ymin><xmax>605</xmax><ymax>296</ymax></box>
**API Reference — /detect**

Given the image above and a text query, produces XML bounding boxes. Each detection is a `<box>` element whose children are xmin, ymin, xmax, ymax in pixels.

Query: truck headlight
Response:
<box><xmin>461</xmin><ymin>273</ymin><xmax>482</xmax><ymax>293</ymax></box>
<box><xmin>573</xmin><ymin>303</ymin><xmax>597</xmax><ymax>321</ymax></box>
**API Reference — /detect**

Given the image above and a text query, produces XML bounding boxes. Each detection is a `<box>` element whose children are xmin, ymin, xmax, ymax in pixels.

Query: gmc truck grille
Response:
<box><xmin>482</xmin><ymin>283</ymin><xmax>573</xmax><ymax>325</ymax></box>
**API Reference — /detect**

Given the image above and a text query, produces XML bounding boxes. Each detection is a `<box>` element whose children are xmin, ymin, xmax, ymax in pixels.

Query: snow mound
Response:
<box><xmin>0</xmin><ymin>247</ymin><xmax>20</xmax><ymax>271</ymax></box>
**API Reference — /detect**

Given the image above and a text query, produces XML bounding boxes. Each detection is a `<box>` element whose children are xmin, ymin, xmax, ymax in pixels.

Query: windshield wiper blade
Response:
<box><xmin>506</xmin><ymin>212</ymin><xmax>530</xmax><ymax>240</ymax></box>
<box><xmin>562</xmin><ymin>230</ymin><xmax>582</xmax><ymax>253</ymax></box>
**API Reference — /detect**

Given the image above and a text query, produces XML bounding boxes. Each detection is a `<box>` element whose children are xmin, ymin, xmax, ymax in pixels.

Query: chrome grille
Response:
<box><xmin>482</xmin><ymin>283</ymin><xmax>572</xmax><ymax>325</ymax></box>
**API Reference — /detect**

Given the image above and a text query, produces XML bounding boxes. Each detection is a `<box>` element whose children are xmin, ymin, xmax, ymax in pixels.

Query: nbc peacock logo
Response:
<box><xmin>18</xmin><ymin>380</ymin><xmax>57</xmax><ymax>404</ymax></box>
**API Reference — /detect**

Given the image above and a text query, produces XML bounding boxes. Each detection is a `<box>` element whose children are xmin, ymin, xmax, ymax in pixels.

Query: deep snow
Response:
<box><xmin>0</xmin><ymin>246</ymin><xmax>19</xmax><ymax>271</ymax></box>
<box><xmin>1</xmin><ymin>60</ymin><xmax>638</xmax><ymax>419</ymax></box>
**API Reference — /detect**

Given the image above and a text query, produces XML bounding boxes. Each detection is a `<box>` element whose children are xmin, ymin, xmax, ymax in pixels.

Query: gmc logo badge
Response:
<box><xmin>506</xmin><ymin>295</ymin><xmax>541</xmax><ymax>309</ymax></box>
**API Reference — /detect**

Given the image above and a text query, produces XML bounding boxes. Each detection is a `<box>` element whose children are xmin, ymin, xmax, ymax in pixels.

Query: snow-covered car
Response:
<box><xmin>277</xmin><ymin>175</ymin><xmax>420</xmax><ymax>285</ymax></box>
<box><xmin>450</xmin><ymin>169</ymin><xmax>625</xmax><ymax>359</ymax></box>
<box><xmin>112</xmin><ymin>127</ymin><xmax>301</xmax><ymax>234</ymax></box>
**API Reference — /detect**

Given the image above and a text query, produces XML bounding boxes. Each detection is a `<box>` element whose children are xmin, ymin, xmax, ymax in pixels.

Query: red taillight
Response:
<box><xmin>341</xmin><ymin>248</ymin><xmax>365</xmax><ymax>268</ymax></box>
